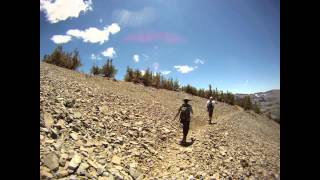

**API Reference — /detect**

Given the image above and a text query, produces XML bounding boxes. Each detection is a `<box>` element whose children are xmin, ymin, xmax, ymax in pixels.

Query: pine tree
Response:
<box><xmin>152</xmin><ymin>72</ymin><xmax>161</xmax><ymax>88</ymax></box>
<box><xmin>253</xmin><ymin>102</ymin><xmax>261</xmax><ymax>114</ymax></box>
<box><xmin>102</xmin><ymin>59</ymin><xmax>117</xmax><ymax>78</ymax></box>
<box><xmin>90</xmin><ymin>65</ymin><xmax>101</xmax><ymax>75</ymax></box>
<box><xmin>173</xmin><ymin>79</ymin><xmax>180</xmax><ymax>91</ymax></box>
<box><xmin>124</xmin><ymin>66</ymin><xmax>134</xmax><ymax>82</ymax></box>
<box><xmin>142</xmin><ymin>68</ymin><xmax>152</xmax><ymax>86</ymax></box>
<box><xmin>43</xmin><ymin>46</ymin><xmax>82</xmax><ymax>70</ymax></box>
<box><xmin>134</xmin><ymin>69</ymin><xmax>142</xmax><ymax>83</ymax></box>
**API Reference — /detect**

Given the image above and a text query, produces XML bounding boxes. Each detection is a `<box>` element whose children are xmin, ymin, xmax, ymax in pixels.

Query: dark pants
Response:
<box><xmin>181</xmin><ymin>119</ymin><xmax>190</xmax><ymax>137</ymax></box>
<box><xmin>208</xmin><ymin>109</ymin><xmax>214</xmax><ymax>118</ymax></box>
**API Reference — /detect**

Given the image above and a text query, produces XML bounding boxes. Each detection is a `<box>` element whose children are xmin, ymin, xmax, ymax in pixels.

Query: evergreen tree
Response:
<box><xmin>102</xmin><ymin>59</ymin><xmax>117</xmax><ymax>78</ymax></box>
<box><xmin>152</xmin><ymin>72</ymin><xmax>161</xmax><ymax>88</ymax></box>
<box><xmin>173</xmin><ymin>79</ymin><xmax>180</xmax><ymax>91</ymax></box>
<box><xmin>253</xmin><ymin>102</ymin><xmax>261</xmax><ymax>114</ymax></box>
<box><xmin>134</xmin><ymin>69</ymin><xmax>142</xmax><ymax>83</ymax></box>
<box><xmin>43</xmin><ymin>46</ymin><xmax>82</xmax><ymax>70</ymax></box>
<box><xmin>90</xmin><ymin>65</ymin><xmax>101</xmax><ymax>75</ymax></box>
<box><xmin>124</xmin><ymin>66</ymin><xmax>134</xmax><ymax>82</ymax></box>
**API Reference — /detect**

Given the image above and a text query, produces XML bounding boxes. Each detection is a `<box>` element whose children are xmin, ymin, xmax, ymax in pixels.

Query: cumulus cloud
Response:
<box><xmin>91</xmin><ymin>53</ymin><xmax>102</xmax><ymax>60</ymax></box>
<box><xmin>174</xmin><ymin>65</ymin><xmax>195</xmax><ymax>74</ymax></box>
<box><xmin>40</xmin><ymin>0</ymin><xmax>92</xmax><ymax>23</ymax></box>
<box><xmin>66</xmin><ymin>23</ymin><xmax>120</xmax><ymax>44</ymax></box>
<box><xmin>133</xmin><ymin>54</ymin><xmax>139</xmax><ymax>63</ymax></box>
<box><xmin>101</xmin><ymin>47</ymin><xmax>116</xmax><ymax>58</ymax></box>
<box><xmin>112</xmin><ymin>7</ymin><xmax>156</xmax><ymax>27</ymax></box>
<box><xmin>161</xmin><ymin>70</ymin><xmax>171</xmax><ymax>75</ymax></box>
<box><xmin>50</xmin><ymin>35</ymin><xmax>72</xmax><ymax>44</ymax></box>
<box><xmin>153</xmin><ymin>62</ymin><xmax>160</xmax><ymax>71</ymax></box>
<box><xmin>140</xmin><ymin>70</ymin><xmax>145</xmax><ymax>76</ymax></box>
<box><xmin>194</xmin><ymin>58</ymin><xmax>205</xmax><ymax>64</ymax></box>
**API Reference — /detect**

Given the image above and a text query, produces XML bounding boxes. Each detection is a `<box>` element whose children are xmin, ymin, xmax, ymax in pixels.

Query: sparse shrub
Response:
<box><xmin>125</xmin><ymin>66</ymin><xmax>134</xmax><ymax>82</ymax></box>
<box><xmin>101</xmin><ymin>59</ymin><xmax>117</xmax><ymax>78</ymax></box>
<box><xmin>42</xmin><ymin>46</ymin><xmax>82</xmax><ymax>70</ymax></box>
<box><xmin>90</xmin><ymin>65</ymin><xmax>101</xmax><ymax>75</ymax></box>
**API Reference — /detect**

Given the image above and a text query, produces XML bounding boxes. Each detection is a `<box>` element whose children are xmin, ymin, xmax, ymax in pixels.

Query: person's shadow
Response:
<box><xmin>179</xmin><ymin>138</ymin><xmax>195</xmax><ymax>147</ymax></box>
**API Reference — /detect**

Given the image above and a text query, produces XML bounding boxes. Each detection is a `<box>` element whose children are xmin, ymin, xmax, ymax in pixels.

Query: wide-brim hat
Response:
<box><xmin>183</xmin><ymin>98</ymin><xmax>191</xmax><ymax>102</ymax></box>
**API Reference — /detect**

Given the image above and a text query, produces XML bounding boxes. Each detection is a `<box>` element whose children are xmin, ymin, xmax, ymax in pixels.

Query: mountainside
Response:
<box><xmin>236</xmin><ymin>90</ymin><xmax>280</xmax><ymax>122</ymax></box>
<box><xmin>40</xmin><ymin>62</ymin><xmax>280</xmax><ymax>180</ymax></box>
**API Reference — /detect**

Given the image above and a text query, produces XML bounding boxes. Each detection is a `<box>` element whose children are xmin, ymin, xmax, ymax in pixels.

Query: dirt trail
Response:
<box><xmin>146</xmin><ymin>108</ymin><xmax>243</xmax><ymax>179</ymax></box>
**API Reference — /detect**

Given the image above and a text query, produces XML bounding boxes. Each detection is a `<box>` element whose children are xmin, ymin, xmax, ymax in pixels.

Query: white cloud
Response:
<box><xmin>161</xmin><ymin>70</ymin><xmax>171</xmax><ymax>75</ymax></box>
<box><xmin>194</xmin><ymin>58</ymin><xmax>205</xmax><ymax>64</ymax></box>
<box><xmin>40</xmin><ymin>0</ymin><xmax>92</xmax><ymax>23</ymax></box>
<box><xmin>133</xmin><ymin>54</ymin><xmax>139</xmax><ymax>63</ymax></box>
<box><xmin>50</xmin><ymin>35</ymin><xmax>72</xmax><ymax>44</ymax></box>
<box><xmin>107</xmin><ymin>23</ymin><xmax>121</xmax><ymax>34</ymax></box>
<box><xmin>141</xmin><ymin>70</ymin><xmax>145</xmax><ymax>76</ymax></box>
<box><xmin>112</xmin><ymin>7</ymin><xmax>156</xmax><ymax>27</ymax></box>
<box><xmin>91</xmin><ymin>53</ymin><xmax>102</xmax><ymax>60</ymax></box>
<box><xmin>174</xmin><ymin>65</ymin><xmax>195</xmax><ymax>74</ymax></box>
<box><xmin>153</xmin><ymin>62</ymin><xmax>160</xmax><ymax>71</ymax></box>
<box><xmin>66</xmin><ymin>23</ymin><xmax>120</xmax><ymax>44</ymax></box>
<box><xmin>101</xmin><ymin>47</ymin><xmax>116</xmax><ymax>58</ymax></box>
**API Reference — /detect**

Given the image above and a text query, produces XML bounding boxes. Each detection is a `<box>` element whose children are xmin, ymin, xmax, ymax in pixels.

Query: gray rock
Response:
<box><xmin>59</xmin><ymin>154</ymin><xmax>69</xmax><ymax>167</ymax></box>
<box><xmin>76</xmin><ymin>162</ymin><xmax>89</xmax><ymax>175</ymax></box>
<box><xmin>129</xmin><ymin>167</ymin><xmax>142</xmax><ymax>179</ymax></box>
<box><xmin>68</xmin><ymin>154</ymin><xmax>82</xmax><ymax>170</ymax></box>
<box><xmin>55</xmin><ymin>169</ymin><xmax>69</xmax><ymax>178</ymax></box>
<box><xmin>43</xmin><ymin>153</ymin><xmax>59</xmax><ymax>171</ymax></box>
<box><xmin>111</xmin><ymin>156</ymin><xmax>121</xmax><ymax>165</ymax></box>
<box><xmin>70</xmin><ymin>132</ymin><xmax>79</xmax><ymax>140</ymax></box>
<box><xmin>40</xmin><ymin>170</ymin><xmax>53</xmax><ymax>179</ymax></box>
<box><xmin>43</xmin><ymin>112</ymin><xmax>54</xmax><ymax>128</ymax></box>
<box><xmin>68</xmin><ymin>175</ymin><xmax>79</xmax><ymax>180</ymax></box>
<box><xmin>99</xmin><ymin>177</ymin><xmax>112</xmax><ymax>180</ymax></box>
<box><xmin>74</xmin><ymin>112</ymin><xmax>82</xmax><ymax>119</ymax></box>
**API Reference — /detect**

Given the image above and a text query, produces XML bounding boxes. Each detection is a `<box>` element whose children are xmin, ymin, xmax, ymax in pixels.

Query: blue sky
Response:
<box><xmin>40</xmin><ymin>0</ymin><xmax>280</xmax><ymax>94</ymax></box>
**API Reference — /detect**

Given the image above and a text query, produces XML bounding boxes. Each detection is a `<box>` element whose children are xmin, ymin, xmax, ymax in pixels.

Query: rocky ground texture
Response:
<box><xmin>40</xmin><ymin>62</ymin><xmax>280</xmax><ymax>180</ymax></box>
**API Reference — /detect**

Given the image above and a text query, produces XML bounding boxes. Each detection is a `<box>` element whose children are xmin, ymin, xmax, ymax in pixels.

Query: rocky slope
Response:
<box><xmin>236</xmin><ymin>90</ymin><xmax>280</xmax><ymax>122</ymax></box>
<box><xmin>40</xmin><ymin>62</ymin><xmax>280</xmax><ymax>180</ymax></box>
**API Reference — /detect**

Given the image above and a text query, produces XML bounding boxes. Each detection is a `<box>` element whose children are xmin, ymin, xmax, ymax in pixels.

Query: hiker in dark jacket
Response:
<box><xmin>207</xmin><ymin>96</ymin><xmax>217</xmax><ymax>124</ymax></box>
<box><xmin>175</xmin><ymin>98</ymin><xmax>193</xmax><ymax>144</ymax></box>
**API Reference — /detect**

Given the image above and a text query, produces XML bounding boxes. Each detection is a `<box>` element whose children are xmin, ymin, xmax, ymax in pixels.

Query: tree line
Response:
<box><xmin>90</xmin><ymin>59</ymin><xmax>117</xmax><ymax>78</ymax></box>
<box><xmin>124</xmin><ymin>67</ymin><xmax>180</xmax><ymax>91</ymax></box>
<box><xmin>42</xmin><ymin>46</ymin><xmax>260</xmax><ymax>114</ymax></box>
<box><xmin>123</xmin><ymin>68</ymin><xmax>260</xmax><ymax>114</ymax></box>
<box><xmin>42</xmin><ymin>46</ymin><xmax>82</xmax><ymax>70</ymax></box>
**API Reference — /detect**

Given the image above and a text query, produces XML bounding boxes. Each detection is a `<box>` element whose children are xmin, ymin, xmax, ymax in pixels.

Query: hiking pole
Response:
<box><xmin>169</xmin><ymin>113</ymin><xmax>180</xmax><ymax>131</ymax></box>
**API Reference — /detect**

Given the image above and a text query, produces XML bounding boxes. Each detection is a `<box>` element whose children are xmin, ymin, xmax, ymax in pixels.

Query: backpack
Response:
<box><xmin>207</xmin><ymin>100</ymin><xmax>214</xmax><ymax>111</ymax></box>
<box><xmin>180</xmin><ymin>105</ymin><xmax>191</xmax><ymax>120</ymax></box>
